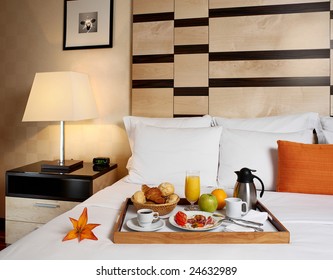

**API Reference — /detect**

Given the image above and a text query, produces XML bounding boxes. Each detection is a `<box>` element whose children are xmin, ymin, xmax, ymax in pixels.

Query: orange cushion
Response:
<box><xmin>277</xmin><ymin>140</ymin><xmax>333</xmax><ymax>195</ymax></box>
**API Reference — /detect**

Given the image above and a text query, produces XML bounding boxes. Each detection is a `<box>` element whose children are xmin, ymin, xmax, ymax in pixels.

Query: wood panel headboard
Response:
<box><xmin>131</xmin><ymin>0</ymin><xmax>332</xmax><ymax>118</ymax></box>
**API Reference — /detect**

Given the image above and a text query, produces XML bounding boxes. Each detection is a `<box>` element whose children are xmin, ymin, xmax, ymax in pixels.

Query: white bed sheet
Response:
<box><xmin>1</xmin><ymin>177</ymin><xmax>333</xmax><ymax>260</ymax></box>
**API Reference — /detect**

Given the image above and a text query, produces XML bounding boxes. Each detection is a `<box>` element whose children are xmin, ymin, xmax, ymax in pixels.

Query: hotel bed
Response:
<box><xmin>2</xmin><ymin>0</ymin><xmax>333</xmax><ymax>261</ymax></box>
<box><xmin>1</xmin><ymin>113</ymin><xmax>333</xmax><ymax>260</ymax></box>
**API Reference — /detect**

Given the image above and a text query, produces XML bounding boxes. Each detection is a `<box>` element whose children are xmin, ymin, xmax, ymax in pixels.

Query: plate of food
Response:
<box><xmin>169</xmin><ymin>211</ymin><xmax>224</xmax><ymax>231</ymax></box>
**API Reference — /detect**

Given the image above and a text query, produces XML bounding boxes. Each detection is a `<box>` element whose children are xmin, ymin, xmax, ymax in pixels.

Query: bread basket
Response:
<box><xmin>131</xmin><ymin>196</ymin><xmax>180</xmax><ymax>216</ymax></box>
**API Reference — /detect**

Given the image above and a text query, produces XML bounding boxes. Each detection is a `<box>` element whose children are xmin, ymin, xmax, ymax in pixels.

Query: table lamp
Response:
<box><xmin>22</xmin><ymin>71</ymin><xmax>98</xmax><ymax>172</ymax></box>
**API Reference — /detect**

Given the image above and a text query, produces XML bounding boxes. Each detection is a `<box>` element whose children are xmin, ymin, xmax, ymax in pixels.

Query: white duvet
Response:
<box><xmin>1</xmin><ymin>177</ymin><xmax>333</xmax><ymax>260</ymax></box>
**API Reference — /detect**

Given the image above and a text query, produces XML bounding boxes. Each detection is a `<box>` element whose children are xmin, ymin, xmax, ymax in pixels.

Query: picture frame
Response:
<box><xmin>63</xmin><ymin>0</ymin><xmax>113</xmax><ymax>50</ymax></box>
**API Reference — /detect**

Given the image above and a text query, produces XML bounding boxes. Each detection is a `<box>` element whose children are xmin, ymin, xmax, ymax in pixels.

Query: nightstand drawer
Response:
<box><xmin>5</xmin><ymin>220</ymin><xmax>43</xmax><ymax>245</ymax></box>
<box><xmin>5</xmin><ymin>197</ymin><xmax>79</xmax><ymax>224</ymax></box>
<box><xmin>6</xmin><ymin>175</ymin><xmax>92</xmax><ymax>201</ymax></box>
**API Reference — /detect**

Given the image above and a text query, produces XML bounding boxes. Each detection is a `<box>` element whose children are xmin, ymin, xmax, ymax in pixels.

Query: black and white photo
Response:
<box><xmin>63</xmin><ymin>0</ymin><xmax>113</xmax><ymax>50</ymax></box>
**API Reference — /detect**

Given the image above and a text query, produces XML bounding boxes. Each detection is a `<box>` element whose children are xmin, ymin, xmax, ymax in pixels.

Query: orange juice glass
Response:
<box><xmin>185</xmin><ymin>170</ymin><xmax>200</xmax><ymax>210</ymax></box>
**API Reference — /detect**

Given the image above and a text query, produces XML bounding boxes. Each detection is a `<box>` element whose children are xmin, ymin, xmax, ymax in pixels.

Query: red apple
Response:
<box><xmin>198</xmin><ymin>194</ymin><xmax>218</xmax><ymax>213</ymax></box>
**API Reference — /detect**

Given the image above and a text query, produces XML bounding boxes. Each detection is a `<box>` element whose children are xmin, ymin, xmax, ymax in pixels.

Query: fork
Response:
<box><xmin>212</xmin><ymin>213</ymin><xmax>264</xmax><ymax>226</ymax></box>
<box><xmin>217</xmin><ymin>217</ymin><xmax>264</xmax><ymax>232</ymax></box>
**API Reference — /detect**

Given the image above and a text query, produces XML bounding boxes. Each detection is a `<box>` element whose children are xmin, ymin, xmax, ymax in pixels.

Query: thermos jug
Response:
<box><xmin>233</xmin><ymin>168</ymin><xmax>265</xmax><ymax>210</ymax></box>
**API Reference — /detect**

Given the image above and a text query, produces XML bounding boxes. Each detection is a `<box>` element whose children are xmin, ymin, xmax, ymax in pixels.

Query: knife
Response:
<box><xmin>227</xmin><ymin>219</ymin><xmax>264</xmax><ymax>232</ymax></box>
<box><xmin>213</xmin><ymin>214</ymin><xmax>264</xmax><ymax>227</ymax></box>
<box><xmin>229</xmin><ymin>217</ymin><xmax>264</xmax><ymax>227</ymax></box>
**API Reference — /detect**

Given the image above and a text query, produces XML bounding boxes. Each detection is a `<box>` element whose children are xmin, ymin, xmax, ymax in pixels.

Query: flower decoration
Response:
<box><xmin>63</xmin><ymin>207</ymin><xmax>100</xmax><ymax>242</ymax></box>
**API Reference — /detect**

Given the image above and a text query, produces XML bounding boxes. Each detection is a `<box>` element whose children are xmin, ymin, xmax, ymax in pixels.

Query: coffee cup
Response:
<box><xmin>137</xmin><ymin>209</ymin><xmax>159</xmax><ymax>227</ymax></box>
<box><xmin>225</xmin><ymin>198</ymin><xmax>248</xmax><ymax>218</ymax></box>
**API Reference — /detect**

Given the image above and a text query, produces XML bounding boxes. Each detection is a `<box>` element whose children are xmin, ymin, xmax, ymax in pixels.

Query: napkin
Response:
<box><xmin>242</xmin><ymin>210</ymin><xmax>268</xmax><ymax>224</ymax></box>
<box><xmin>224</xmin><ymin>210</ymin><xmax>268</xmax><ymax>232</ymax></box>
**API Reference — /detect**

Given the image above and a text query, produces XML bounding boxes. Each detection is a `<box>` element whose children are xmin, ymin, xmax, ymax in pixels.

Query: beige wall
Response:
<box><xmin>0</xmin><ymin>0</ymin><xmax>132</xmax><ymax>218</ymax></box>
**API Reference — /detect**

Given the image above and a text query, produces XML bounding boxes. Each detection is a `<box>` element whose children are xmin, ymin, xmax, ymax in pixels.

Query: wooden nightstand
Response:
<box><xmin>5</xmin><ymin>161</ymin><xmax>117</xmax><ymax>244</ymax></box>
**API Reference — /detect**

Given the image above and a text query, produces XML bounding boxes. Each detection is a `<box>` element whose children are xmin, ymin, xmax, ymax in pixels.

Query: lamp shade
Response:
<box><xmin>23</xmin><ymin>71</ymin><xmax>98</xmax><ymax>122</ymax></box>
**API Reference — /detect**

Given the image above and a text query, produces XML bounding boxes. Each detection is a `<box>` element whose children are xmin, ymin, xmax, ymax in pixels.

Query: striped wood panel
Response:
<box><xmin>174</xmin><ymin>26</ymin><xmax>209</xmax><ymax>46</ymax></box>
<box><xmin>132</xmin><ymin>21</ymin><xmax>174</xmax><ymax>55</ymax></box>
<box><xmin>175</xmin><ymin>0</ymin><xmax>209</xmax><ymax>19</ymax></box>
<box><xmin>331</xmin><ymin>1</ymin><xmax>333</xmax><ymax>114</ymax></box>
<box><xmin>209</xmin><ymin>12</ymin><xmax>329</xmax><ymax>52</ymax></box>
<box><xmin>174</xmin><ymin>54</ymin><xmax>209</xmax><ymax>87</ymax></box>
<box><xmin>133</xmin><ymin>0</ymin><xmax>174</xmax><ymax>15</ymax></box>
<box><xmin>132</xmin><ymin>63</ymin><xmax>174</xmax><ymax>80</ymax></box>
<box><xmin>210</xmin><ymin>0</ymin><xmax>328</xmax><ymax>9</ymax></box>
<box><xmin>132</xmin><ymin>88</ymin><xmax>174</xmax><ymax>117</ymax></box>
<box><xmin>174</xmin><ymin>96</ymin><xmax>209</xmax><ymax>115</ymax></box>
<box><xmin>209</xmin><ymin>87</ymin><xmax>330</xmax><ymax>118</ymax></box>
<box><xmin>132</xmin><ymin>0</ymin><xmax>332</xmax><ymax>117</ymax></box>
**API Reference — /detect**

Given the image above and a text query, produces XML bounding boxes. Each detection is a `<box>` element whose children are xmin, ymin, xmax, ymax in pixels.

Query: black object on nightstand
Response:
<box><xmin>93</xmin><ymin>157</ymin><xmax>110</xmax><ymax>166</ymax></box>
<box><xmin>93</xmin><ymin>157</ymin><xmax>111</xmax><ymax>171</ymax></box>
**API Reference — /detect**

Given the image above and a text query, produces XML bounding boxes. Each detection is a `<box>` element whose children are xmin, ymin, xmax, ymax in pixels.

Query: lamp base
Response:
<box><xmin>41</xmin><ymin>160</ymin><xmax>83</xmax><ymax>173</ymax></box>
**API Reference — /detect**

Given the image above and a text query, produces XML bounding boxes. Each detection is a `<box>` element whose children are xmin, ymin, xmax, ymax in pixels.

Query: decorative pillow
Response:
<box><xmin>218</xmin><ymin>129</ymin><xmax>314</xmax><ymax>191</ymax></box>
<box><xmin>277</xmin><ymin>140</ymin><xmax>333</xmax><ymax>195</ymax></box>
<box><xmin>213</xmin><ymin>112</ymin><xmax>322</xmax><ymax>143</ymax></box>
<box><xmin>126</xmin><ymin>124</ymin><xmax>222</xmax><ymax>187</ymax></box>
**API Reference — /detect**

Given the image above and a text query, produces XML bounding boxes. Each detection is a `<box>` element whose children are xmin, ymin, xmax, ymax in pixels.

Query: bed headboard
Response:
<box><xmin>131</xmin><ymin>0</ymin><xmax>332</xmax><ymax>118</ymax></box>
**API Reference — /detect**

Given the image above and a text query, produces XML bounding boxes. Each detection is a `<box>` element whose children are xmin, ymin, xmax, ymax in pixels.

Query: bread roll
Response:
<box><xmin>158</xmin><ymin>182</ymin><xmax>175</xmax><ymax>197</ymax></box>
<box><xmin>133</xmin><ymin>191</ymin><xmax>146</xmax><ymax>204</ymax></box>
<box><xmin>166</xmin><ymin>193</ymin><xmax>179</xmax><ymax>203</ymax></box>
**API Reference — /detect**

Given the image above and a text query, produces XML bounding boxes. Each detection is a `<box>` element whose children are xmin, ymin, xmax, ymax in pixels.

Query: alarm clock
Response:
<box><xmin>93</xmin><ymin>157</ymin><xmax>110</xmax><ymax>166</ymax></box>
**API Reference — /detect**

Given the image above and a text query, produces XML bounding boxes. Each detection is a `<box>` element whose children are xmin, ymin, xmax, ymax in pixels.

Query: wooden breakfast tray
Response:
<box><xmin>112</xmin><ymin>198</ymin><xmax>290</xmax><ymax>244</ymax></box>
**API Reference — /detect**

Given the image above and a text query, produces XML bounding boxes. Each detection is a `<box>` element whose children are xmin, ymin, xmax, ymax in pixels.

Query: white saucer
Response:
<box><xmin>126</xmin><ymin>218</ymin><xmax>165</xmax><ymax>232</ymax></box>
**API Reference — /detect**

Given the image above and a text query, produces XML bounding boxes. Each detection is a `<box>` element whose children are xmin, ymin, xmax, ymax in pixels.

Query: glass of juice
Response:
<box><xmin>185</xmin><ymin>170</ymin><xmax>200</xmax><ymax>211</ymax></box>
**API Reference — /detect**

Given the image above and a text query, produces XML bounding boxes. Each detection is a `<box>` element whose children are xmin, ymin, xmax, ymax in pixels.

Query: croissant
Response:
<box><xmin>141</xmin><ymin>184</ymin><xmax>150</xmax><ymax>193</ymax></box>
<box><xmin>144</xmin><ymin>187</ymin><xmax>166</xmax><ymax>204</ymax></box>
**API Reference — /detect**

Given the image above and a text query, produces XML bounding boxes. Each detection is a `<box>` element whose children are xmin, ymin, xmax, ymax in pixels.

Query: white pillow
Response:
<box><xmin>320</xmin><ymin>117</ymin><xmax>333</xmax><ymax>143</ymax></box>
<box><xmin>320</xmin><ymin>116</ymin><xmax>333</xmax><ymax>130</ymax></box>
<box><xmin>218</xmin><ymin>128</ymin><xmax>314</xmax><ymax>191</ymax></box>
<box><xmin>213</xmin><ymin>112</ymin><xmax>323</xmax><ymax>143</ymax></box>
<box><xmin>124</xmin><ymin>115</ymin><xmax>213</xmax><ymax>152</ymax></box>
<box><xmin>126</xmin><ymin>124</ymin><xmax>222</xmax><ymax>187</ymax></box>
<box><xmin>323</xmin><ymin>130</ymin><xmax>333</xmax><ymax>144</ymax></box>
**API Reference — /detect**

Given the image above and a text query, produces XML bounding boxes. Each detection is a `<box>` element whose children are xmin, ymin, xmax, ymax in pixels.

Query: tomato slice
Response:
<box><xmin>174</xmin><ymin>211</ymin><xmax>187</xmax><ymax>226</ymax></box>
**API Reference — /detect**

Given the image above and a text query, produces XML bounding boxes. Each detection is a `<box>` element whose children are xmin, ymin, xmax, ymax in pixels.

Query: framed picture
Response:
<box><xmin>63</xmin><ymin>0</ymin><xmax>113</xmax><ymax>50</ymax></box>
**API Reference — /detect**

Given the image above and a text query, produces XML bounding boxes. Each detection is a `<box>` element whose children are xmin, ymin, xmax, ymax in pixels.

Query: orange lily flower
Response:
<box><xmin>62</xmin><ymin>207</ymin><xmax>100</xmax><ymax>242</ymax></box>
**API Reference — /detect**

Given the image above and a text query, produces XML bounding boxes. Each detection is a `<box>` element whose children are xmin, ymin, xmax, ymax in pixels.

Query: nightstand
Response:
<box><xmin>5</xmin><ymin>161</ymin><xmax>117</xmax><ymax>244</ymax></box>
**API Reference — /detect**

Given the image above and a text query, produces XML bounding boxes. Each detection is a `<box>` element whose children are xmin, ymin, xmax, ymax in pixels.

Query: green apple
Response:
<box><xmin>198</xmin><ymin>194</ymin><xmax>218</xmax><ymax>212</ymax></box>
